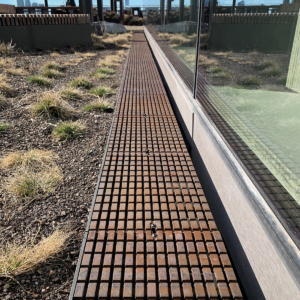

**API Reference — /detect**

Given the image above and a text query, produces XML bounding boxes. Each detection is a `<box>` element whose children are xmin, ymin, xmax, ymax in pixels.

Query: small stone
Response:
<box><xmin>61</xmin><ymin>211</ymin><xmax>66</xmax><ymax>216</ymax></box>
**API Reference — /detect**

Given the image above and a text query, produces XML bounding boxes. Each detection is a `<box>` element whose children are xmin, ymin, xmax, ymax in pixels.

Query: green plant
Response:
<box><xmin>260</xmin><ymin>67</ymin><xmax>282</xmax><ymax>77</ymax></box>
<box><xmin>69</xmin><ymin>77</ymin><xmax>93</xmax><ymax>89</ymax></box>
<box><xmin>0</xmin><ymin>123</ymin><xmax>9</xmax><ymax>132</ymax></box>
<box><xmin>53</xmin><ymin>121</ymin><xmax>86</xmax><ymax>141</ymax></box>
<box><xmin>92</xmin><ymin>73</ymin><xmax>110</xmax><ymax>79</ymax></box>
<box><xmin>253</xmin><ymin>61</ymin><xmax>275</xmax><ymax>71</ymax></box>
<box><xmin>31</xmin><ymin>93</ymin><xmax>75</xmax><ymax>119</ymax></box>
<box><xmin>60</xmin><ymin>88</ymin><xmax>82</xmax><ymax>101</ymax></box>
<box><xmin>84</xmin><ymin>100</ymin><xmax>113</xmax><ymax>112</ymax></box>
<box><xmin>96</xmin><ymin>68</ymin><xmax>115</xmax><ymax>74</ymax></box>
<box><xmin>41</xmin><ymin>69</ymin><xmax>64</xmax><ymax>79</ymax></box>
<box><xmin>27</xmin><ymin>76</ymin><xmax>51</xmax><ymax>86</ymax></box>
<box><xmin>206</xmin><ymin>67</ymin><xmax>224</xmax><ymax>74</ymax></box>
<box><xmin>213</xmin><ymin>71</ymin><xmax>232</xmax><ymax>78</ymax></box>
<box><xmin>42</xmin><ymin>61</ymin><xmax>63</xmax><ymax>71</ymax></box>
<box><xmin>239</xmin><ymin>76</ymin><xmax>261</xmax><ymax>86</ymax></box>
<box><xmin>89</xmin><ymin>86</ymin><xmax>114</xmax><ymax>97</ymax></box>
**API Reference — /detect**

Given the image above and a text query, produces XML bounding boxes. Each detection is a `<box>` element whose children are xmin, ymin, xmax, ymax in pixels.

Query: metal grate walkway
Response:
<box><xmin>69</xmin><ymin>31</ymin><xmax>243</xmax><ymax>300</ymax></box>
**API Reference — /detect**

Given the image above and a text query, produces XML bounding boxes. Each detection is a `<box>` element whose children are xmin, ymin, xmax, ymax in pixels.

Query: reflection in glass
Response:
<box><xmin>197</xmin><ymin>0</ymin><xmax>300</xmax><ymax>206</ymax></box>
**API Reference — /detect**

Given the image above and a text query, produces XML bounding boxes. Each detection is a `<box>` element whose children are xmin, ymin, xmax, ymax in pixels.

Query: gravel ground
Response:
<box><xmin>0</xmin><ymin>45</ymin><xmax>128</xmax><ymax>299</ymax></box>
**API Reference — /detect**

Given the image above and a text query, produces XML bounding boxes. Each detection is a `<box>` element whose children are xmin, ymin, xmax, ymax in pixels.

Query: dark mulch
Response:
<box><xmin>0</xmin><ymin>46</ymin><xmax>128</xmax><ymax>300</ymax></box>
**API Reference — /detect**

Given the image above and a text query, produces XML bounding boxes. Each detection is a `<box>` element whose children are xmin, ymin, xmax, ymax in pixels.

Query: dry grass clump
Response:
<box><xmin>0</xmin><ymin>123</ymin><xmax>9</xmax><ymax>132</ymax></box>
<box><xmin>169</xmin><ymin>35</ymin><xmax>190</xmax><ymax>46</ymax></box>
<box><xmin>6</xmin><ymin>68</ymin><xmax>28</xmax><ymax>76</ymax></box>
<box><xmin>42</xmin><ymin>61</ymin><xmax>63</xmax><ymax>71</ymax></box>
<box><xmin>98</xmin><ymin>55</ymin><xmax>123</xmax><ymax>67</ymax></box>
<box><xmin>41</xmin><ymin>69</ymin><xmax>64</xmax><ymax>79</ymax></box>
<box><xmin>199</xmin><ymin>59</ymin><xmax>218</xmax><ymax>67</ymax></box>
<box><xmin>0</xmin><ymin>149</ymin><xmax>57</xmax><ymax>171</ymax></box>
<box><xmin>206</xmin><ymin>66</ymin><xmax>224</xmax><ymax>74</ymax></box>
<box><xmin>31</xmin><ymin>92</ymin><xmax>75</xmax><ymax>119</ymax></box>
<box><xmin>260</xmin><ymin>67</ymin><xmax>282</xmax><ymax>77</ymax></box>
<box><xmin>53</xmin><ymin>121</ymin><xmax>86</xmax><ymax>141</ymax></box>
<box><xmin>213</xmin><ymin>51</ymin><xmax>231</xmax><ymax>57</ymax></box>
<box><xmin>91</xmin><ymin>33</ymin><xmax>106</xmax><ymax>48</ymax></box>
<box><xmin>213</xmin><ymin>71</ymin><xmax>232</xmax><ymax>78</ymax></box>
<box><xmin>0</xmin><ymin>40</ymin><xmax>16</xmax><ymax>56</ymax></box>
<box><xmin>69</xmin><ymin>77</ymin><xmax>92</xmax><ymax>89</ymax></box>
<box><xmin>103</xmin><ymin>33</ymin><xmax>132</xmax><ymax>47</ymax></box>
<box><xmin>80</xmin><ymin>52</ymin><xmax>97</xmax><ymax>58</ymax></box>
<box><xmin>50</xmin><ymin>52</ymin><xmax>60</xmax><ymax>57</ymax></box>
<box><xmin>0</xmin><ymin>230</ymin><xmax>69</xmax><ymax>277</ymax></box>
<box><xmin>0</xmin><ymin>82</ymin><xmax>14</xmax><ymax>96</ymax></box>
<box><xmin>69</xmin><ymin>58</ymin><xmax>84</xmax><ymax>64</ymax></box>
<box><xmin>117</xmin><ymin>50</ymin><xmax>127</xmax><ymax>56</ymax></box>
<box><xmin>253</xmin><ymin>60</ymin><xmax>275</xmax><ymax>71</ymax></box>
<box><xmin>0</xmin><ymin>93</ymin><xmax>6</xmax><ymax>107</ymax></box>
<box><xmin>1</xmin><ymin>149</ymin><xmax>62</xmax><ymax>199</ymax></box>
<box><xmin>84</xmin><ymin>100</ymin><xmax>113</xmax><ymax>112</ymax></box>
<box><xmin>27</xmin><ymin>75</ymin><xmax>51</xmax><ymax>86</ymax></box>
<box><xmin>89</xmin><ymin>86</ymin><xmax>114</xmax><ymax>97</ymax></box>
<box><xmin>9</xmin><ymin>167</ymin><xmax>62</xmax><ymax>198</ymax></box>
<box><xmin>60</xmin><ymin>87</ymin><xmax>82</xmax><ymax>101</ymax></box>
<box><xmin>239</xmin><ymin>76</ymin><xmax>261</xmax><ymax>86</ymax></box>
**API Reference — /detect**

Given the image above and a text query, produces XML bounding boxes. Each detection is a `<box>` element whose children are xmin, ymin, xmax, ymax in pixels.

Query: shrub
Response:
<box><xmin>253</xmin><ymin>61</ymin><xmax>275</xmax><ymax>71</ymax></box>
<box><xmin>84</xmin><ymin>100</ymin><xmax>113</xmax><ymax>112</ymax></box>
<box><xmin>69</xmin><ymin>77</ymin><xmax>92</xmax><ymax>89</ymax></box>
<box><xmin>31</xmin><ymin>93</ymin><xmax>75</xmax><ymax>119</ymax></box>
<box><xmin>239</xmin><ymin>76</ymin><xmax>261</xmax><ymax>86</ymax></box>
<box><xmin>89</xmin><ymin>86</ymin><xmax>114</xmax><ymax>97</ymax></box>
<box><xmin>53</xmin><ymin>121</ymin><xmax>86</xmax><ymax>141</ymax></box>
<box><xmin>42</xmin><ymin>61</ymin><xmax>63</xmax><ymax>71</ymax></box>
<box><xmin>260</xmin><ymin>67</ymin><xmax>282</xmax><ymax>77</ymax></box>
<box><xmin>60</xmin><ymin>87</ymin><xmax>82</xmax><ymax>101</ymax></box>
<box><xmin>0</xmin><ymin>230</ymin><xmax>69</xmax><ymax>277</ymax></box>
<box><xmin>206</xmin><ymin>67</ymin><xmax>224</xmax><ymax>74</ymax></box>
<box><xmin>0</xmin><ymin>123</ymin><xmax>9</xmax><ymax>132</ymax></box>
<box><xmin>27</xmin><ymin>75</ymin><xmax>51</xmax><ymax>86</ymax></box>
<box><xmin>41</xmin><ymin>69</ymin><xmax>64</xmax><ymax>79</ymax></box>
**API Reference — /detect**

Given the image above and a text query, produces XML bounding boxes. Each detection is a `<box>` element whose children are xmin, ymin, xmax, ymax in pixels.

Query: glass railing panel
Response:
<box><xmin>197</xmin><ymin>0</ymin><xmax>300</xmax><ymax>241</ymax></box>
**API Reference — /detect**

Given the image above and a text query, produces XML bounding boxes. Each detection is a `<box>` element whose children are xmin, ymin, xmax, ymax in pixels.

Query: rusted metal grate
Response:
<box><xmin>69</xmin><ymin>31</ymin><xmax>243</xmax><ymax>300</ymax></box>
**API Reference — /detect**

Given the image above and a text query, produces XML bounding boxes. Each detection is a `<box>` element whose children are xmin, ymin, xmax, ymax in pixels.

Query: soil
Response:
<box><xmin>0</xmin><ymin>45</ymin><xmax>128</xmax><ymax>299</ymax></box>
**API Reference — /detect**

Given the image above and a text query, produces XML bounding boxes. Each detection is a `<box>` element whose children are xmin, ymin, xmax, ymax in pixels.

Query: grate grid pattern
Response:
<box><xmin>71</xmin><ymin>31</ymin><xmax>243</xmax><ymax>300</ymax></box>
